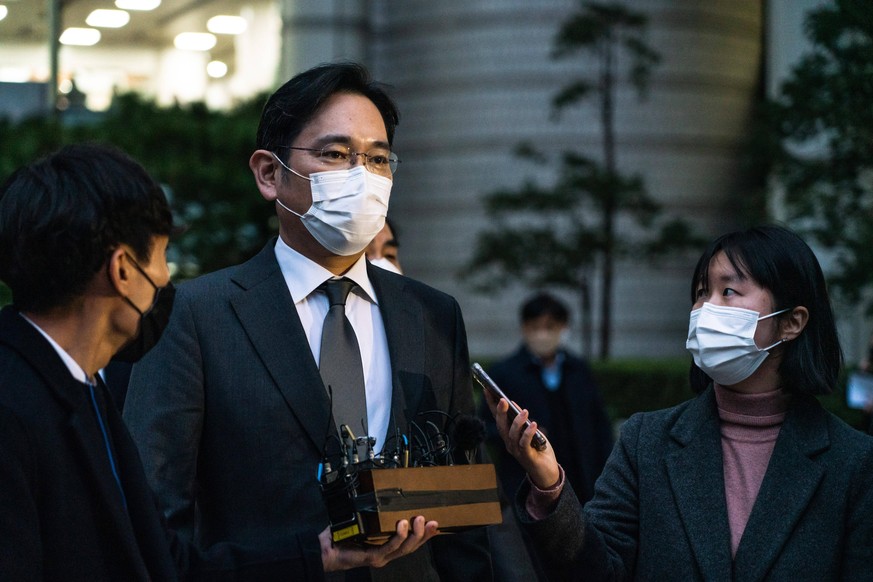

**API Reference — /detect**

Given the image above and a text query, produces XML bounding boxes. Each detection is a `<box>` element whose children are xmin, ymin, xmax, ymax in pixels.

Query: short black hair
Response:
<box><xmin>0</xmin><ymin>143</ymin><xmax>174</xmax><ymax>313</ymax></box>
<box><xmin>256</xmin><ymin>61</ymin><xmax>400</xmax><ymax>153</ymax></box>
<box><xmin>521</xmin><ymin>292</ymin><xmax>570</xmax><ymax>324</ymax></box>
<box><xmin>688</xmin><ymin>225</ymin><xmax>842</xmax><ymax>395</ymax></box>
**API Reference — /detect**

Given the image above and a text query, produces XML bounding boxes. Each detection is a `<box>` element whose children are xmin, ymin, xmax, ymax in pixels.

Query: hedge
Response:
<box><xmin>475</xmin><ymin>357</ymin><xmax>868</xmax><ymax>432</ymax></box>
<box><xmin>594</xmin><ymin>358</ymin><xmax>865</xmax><ymax>430</ymax></box>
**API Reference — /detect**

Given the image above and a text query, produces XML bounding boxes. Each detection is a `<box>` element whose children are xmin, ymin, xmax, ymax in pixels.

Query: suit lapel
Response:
<box><xmin>229</xmin><ymin>242</ymin><xmax>332</xmax><ymax>452</ymax></box>
<box><xmin>66</xmin><ymin>400</ymin><xmax>150</xmax><ymax>579</ymax></box>
<box><xmin>664</xmin><ymin>388</ymin><xmax>733</xmax><ymax>581</ymax></box>
<box><xmin>732</xmin><ymin>395</ymin><xmax>828</xmax><ymax>582</ymax></box>
<box><xmin>103</xmin><ymin>383</ymin><xmax>177</xmax><ymax>581</ymax></box>
<box><xmin>368</xmin><ymin>265</ymin><xmax>424</xmax><ymax>438</ymax></box>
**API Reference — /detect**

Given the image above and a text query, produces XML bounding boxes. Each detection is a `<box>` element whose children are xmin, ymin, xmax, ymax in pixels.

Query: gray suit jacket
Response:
<box><xmin>515</xmin><ymin>386</ymin><xmax>873</xmax><ymax>581</ymax></box>
<box><xmin>124</xmin><ymin>239</ymin><xmax>491</xmax><ymax>581</ymax></box>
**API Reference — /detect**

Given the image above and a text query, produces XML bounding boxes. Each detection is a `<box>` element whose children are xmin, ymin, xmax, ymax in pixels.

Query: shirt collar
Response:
<box><xmin>274</xmin><ymin>237</ymin><xmax>378</xmax><ymax>304</ymax></box>
<box><xmin>19</xmin><ymin>313</ymin><xmax>90</xmax><ymax>384</ymax></box>
<box><xmin>525</xmin><ymin>345</ymin><xmax>566</xmax><ymax>369</ymax></box>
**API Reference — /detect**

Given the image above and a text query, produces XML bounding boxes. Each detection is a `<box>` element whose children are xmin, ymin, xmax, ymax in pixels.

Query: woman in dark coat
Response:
<box><xmin>484</xmin><ymin>225</ymin><xmax>873</xmax><ymax>581</ymax></box>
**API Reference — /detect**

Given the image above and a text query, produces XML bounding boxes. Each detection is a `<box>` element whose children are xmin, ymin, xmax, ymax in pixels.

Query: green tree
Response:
<box><xmin>766</xmin><ymin>0</ymin><xmax>873</xmax><ymax>312</ymax></box>
<box><xmin>70</xmin><ymin>94</ymin><xmax>273</xmax><ymax>277</ymax></box>
<box><xmin>0</xmin><ymin>93</ymin><xmax>273</xmax><ymax>280</ymax></box>
<box><xmin>0</xmin><ymin>115</ymin><xmax>64</xmax><ymax>178</ymax></box>
<box><xmin>463</xmin><ymin>2</ymin><xmax>698</xmax><ymax>358</ymax></box>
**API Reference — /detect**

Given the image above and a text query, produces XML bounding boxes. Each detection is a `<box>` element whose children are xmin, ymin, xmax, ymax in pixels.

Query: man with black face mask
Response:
<box><xmin>0</xmin><ymin>144</ymin><xmax>339</xmax><ymax>580</ymax></box>
<box><xmin>100</xmin><ymin>253</ymin><xmax>177</xmax><ymax>410</ymax></box>
<box><xmin>113</xmin><ymin>255</ymin><xmax>177</xmax><ymax>363</ymax></box>
<box><xmin>124</xmin><ymin>62</ymin><xmax>492</xmax><ymax>580</ymax></box>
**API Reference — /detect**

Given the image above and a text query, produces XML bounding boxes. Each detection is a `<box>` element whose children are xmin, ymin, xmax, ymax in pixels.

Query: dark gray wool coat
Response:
<box><xmin>516</xmin><ymin>386</ymin><xmax>873</xmax><ymax>581</ymax></box>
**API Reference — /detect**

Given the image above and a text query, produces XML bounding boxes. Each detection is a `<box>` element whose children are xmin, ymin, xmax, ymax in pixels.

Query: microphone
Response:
<box><xmin>340</xmin><ymin>424</ymin><xmax>357</xmax><ymax>466</ymax></box>
<box><xmin>426</xmin><ymin>420</ymin><xmax>448</xmax><ymax>460</ymax></box>
<box><xmin>451</xmin><ymin>414</ymin><xmax>486</xmax><ymax>465</ymax></box>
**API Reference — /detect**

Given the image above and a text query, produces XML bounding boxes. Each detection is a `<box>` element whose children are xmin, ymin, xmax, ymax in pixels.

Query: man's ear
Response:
<box><xmin>107</xmin><ymin>247</ymin><xmax>133</xmax><ymax>297</ymax></box>
<box><xmin>780</xmin><ymin>306</ymin><xmax>809</xmax><ymax>342</ymax></box>
<box><xmin>250</xmin><ymin>149</ymin><xmax>281</xmax><ymax>202</ymax></box>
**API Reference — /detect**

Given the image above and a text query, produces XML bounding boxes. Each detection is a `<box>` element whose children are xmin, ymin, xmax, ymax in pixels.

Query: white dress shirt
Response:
<box><xmin>274</xmin><ymin>237</ymin><xmax>393</xmax><ymax>453</ymax></box>
<box><xmin>20</xmin><ymin>313</ymin><xmax>90</xmax><ymax>384</ymax></box>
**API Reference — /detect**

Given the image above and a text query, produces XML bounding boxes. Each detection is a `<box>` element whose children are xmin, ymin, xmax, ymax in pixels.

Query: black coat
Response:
<box><xmin>0</xmin><ymin>306</ymin><xmax>326</xmax><ymax>581</ymax></box>
<box><xmin>0</xmin><ymin>307</ymin><xmax>179</xmax><ymax>581</ymax></box>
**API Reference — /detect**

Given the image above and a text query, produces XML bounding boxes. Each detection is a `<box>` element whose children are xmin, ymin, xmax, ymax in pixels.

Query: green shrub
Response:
<box><xmin>591</xmin><ymin>358</ymin><xmax>692</xmax><ymax>421</ymax></box>
<box><xmin>0</xmin><ymin>282</ymin><xmax>10</xmax><ymax>307</ymax></box>
<box><xmin>591</xmin><ymin>358</ymin><xmax>866</xmax><ymax>431</ymax></box>
<box><xmin>821</xmin><ymin>369</ymin><xmax>866</xmax><ymax>430</ymax></box>
<box><xmin>470</xmin><ymin>357</ymin><xmax>693</xmax><ymax>420</ymax></box>
<box><xmin>0</xmin><ymin>93</ymin><xmax>273</xmax><ymax>281</ymax></box>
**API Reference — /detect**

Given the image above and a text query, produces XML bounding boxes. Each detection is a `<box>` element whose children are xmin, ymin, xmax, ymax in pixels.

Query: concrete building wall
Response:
<box><xmin>278</xmin><ymin>0</ymin><xmax>370</xmax><ymax>79</ymax></box>
<box><xmin>368</xmin><ymin>0</ymin><xmax>763</xmax><ymax>360</ymax></box>
<box><xmin>274</xmin><ymin>0</ymin><xmax>869</xmax><ymax>365</ymax></box>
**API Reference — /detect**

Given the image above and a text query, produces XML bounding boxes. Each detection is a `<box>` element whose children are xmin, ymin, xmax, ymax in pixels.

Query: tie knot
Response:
<box><xmin>321</xmin><ymin>278</ymin><xmax>355</xmax><ymax>307</ymax></box>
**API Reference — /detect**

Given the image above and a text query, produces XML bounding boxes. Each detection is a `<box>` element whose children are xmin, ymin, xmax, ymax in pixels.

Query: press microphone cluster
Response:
<box><xmin>319</xmin><ymin>412</ymin><xmax>488</xmax><ymax>543</ymax></box>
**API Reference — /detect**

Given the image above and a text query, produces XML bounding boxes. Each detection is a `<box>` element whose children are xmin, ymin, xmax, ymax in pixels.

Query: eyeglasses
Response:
<box><xmin>279</xmin><ymin>143</ymin><xmax>400</xmax><ymax>176</ymax></box>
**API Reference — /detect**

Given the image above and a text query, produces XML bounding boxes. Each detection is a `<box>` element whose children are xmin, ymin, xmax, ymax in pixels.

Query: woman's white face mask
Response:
<box><xmin>686</xmin><ymin>303</ymin><xmax>791</xmax><ymax>386</ymax></box>
<box><xmin>272</xmin><ymin>153</ymin><xmax>392</xmax><ymax>256</ymax></box>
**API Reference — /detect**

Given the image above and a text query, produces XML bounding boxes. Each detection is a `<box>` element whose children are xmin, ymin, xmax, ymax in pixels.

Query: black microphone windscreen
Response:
<box><xmin>452</xmin><ymin>414</ymin><xmax>486</xmax><ymax>452</ymax></box>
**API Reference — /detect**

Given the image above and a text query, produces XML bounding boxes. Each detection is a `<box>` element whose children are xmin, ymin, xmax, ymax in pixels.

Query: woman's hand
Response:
<box><xmin>482</xmin><ymin>388</ymin><xmax>560</xmax><ymax>489</ymax></box>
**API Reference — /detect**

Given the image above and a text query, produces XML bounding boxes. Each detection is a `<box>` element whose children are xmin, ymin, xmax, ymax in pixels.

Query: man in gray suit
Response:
<box><xmin>124</xmin><ymin>62</ymin><xmax>492</xmax><ymax>580</ymax></box>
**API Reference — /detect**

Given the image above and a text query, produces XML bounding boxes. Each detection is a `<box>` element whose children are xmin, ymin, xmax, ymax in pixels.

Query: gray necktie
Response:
<box><xmin>319</xmin><ymin>278</ymin><xmax>367</xmax><ymax>436</ymax></box>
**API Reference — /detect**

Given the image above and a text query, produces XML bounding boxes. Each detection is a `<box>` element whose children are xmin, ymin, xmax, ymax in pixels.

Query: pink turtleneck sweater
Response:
<box><xmin>714</xmin><ymin>384</ymin><xmax>788</xmax><ymax>556</ymax></box>
<box><xmin>526</xmin><ymin>386</ymin><xmax>790</xmax><ymax>558</ymax></box>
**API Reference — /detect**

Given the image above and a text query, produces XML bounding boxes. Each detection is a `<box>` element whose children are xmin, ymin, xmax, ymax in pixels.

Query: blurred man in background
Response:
<box><xmin>366</xmin><ymin>217</ymin><xmax>402</xmax><ymax>274</ymax></box>
<box><xmin>482</xmin><ymin>292</ymin><xmax>613</xmax><ymax>505</ymax></box>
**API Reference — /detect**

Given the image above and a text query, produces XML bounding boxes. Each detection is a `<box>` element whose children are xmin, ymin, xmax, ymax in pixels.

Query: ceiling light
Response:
<box><xmin>207</xmin><ymin>61</ymin><xmax>228</xmax><ymax>79</ymax></box>
<box><xmin>59</xmin><ymin>27</ymin><xmax>101</xmax><ymax>46</ymax></box>
<box><xmin>0</xmin><ymin>6</ymin><xmax>8</xmax><ymax>22</ymax></box>
<box><xmin>115</xmin><ymin>0</ymin><xmax>161</xmax><ymax>10</ymax></box>
<box><xmin>86</xmin><ymin>9</ymin><xmax>130</xmax><ymax>28</ymax></box>
<box><xmin>174</xmin><ymin>32</ymin><xmax>216</xmax><ymax>51</ymax></box>
<box><xmin>207</xmin><ymin>15</ymin><xmax>247</xmax><ymax>35</ymax></box>
<box><xmin>0</xmin><ymin>67</ymin><xmax>30</xmax><ymax>83</ymax></box>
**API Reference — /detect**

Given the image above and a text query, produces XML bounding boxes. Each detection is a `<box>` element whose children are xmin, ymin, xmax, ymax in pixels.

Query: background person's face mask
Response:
<box><xmin>369</xmin><ymin>257</ymin><xmax>402</xmax><ymax>274</ymax></box>
<box><xmin>272</xmin><ymin>154</ymin><xmax>392</xmax><ymax>256</ymax></box>
<box><xmin>686</xmin><ymin>303</ymin><xmax>790</xmax><ymax>386</ymax></box>
<box><xmin>524</xmin><ymin>329</ymin><xmax>566</xmax><ymax>360</ymax></box>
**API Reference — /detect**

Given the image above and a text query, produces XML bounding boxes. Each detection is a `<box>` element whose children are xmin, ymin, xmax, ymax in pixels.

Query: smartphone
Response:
<box><xmin>471</xmin><ymin>362</ymin><xmax>548</xmax><ymax>451</ymax></box>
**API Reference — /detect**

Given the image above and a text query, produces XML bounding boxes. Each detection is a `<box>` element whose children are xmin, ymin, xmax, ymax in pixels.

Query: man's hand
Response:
<box><xmin>320</xmin><ymin>516</ymin><xmax>439</xmax><ymax>572</ymax></box>
<box><xmin>482</xmin><ymin>389</ymin><xmax>560</xmax><ymax>490</ymax></box>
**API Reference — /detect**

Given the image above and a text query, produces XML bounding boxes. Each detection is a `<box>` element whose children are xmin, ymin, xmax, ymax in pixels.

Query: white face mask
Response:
<box><xmin>525</xmin><ymin>329</ymin><xmax>565</xmax><ymax>359</ymax></box>
<box><xmin>686</xmin><ymin>303</ymin><xmax>791</xmax><ymax>386</ymax></box>
<box><xmin>272</xmin><ymin>153</ymin><xmax>392</xmax><ymax>256</ymax></box>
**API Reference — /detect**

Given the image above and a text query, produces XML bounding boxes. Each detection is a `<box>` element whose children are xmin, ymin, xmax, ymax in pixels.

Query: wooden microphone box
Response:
<box><xmin>332</xmin><ymin>464</ymin><xmax>502</xmax><ymax>542</ymax></box>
